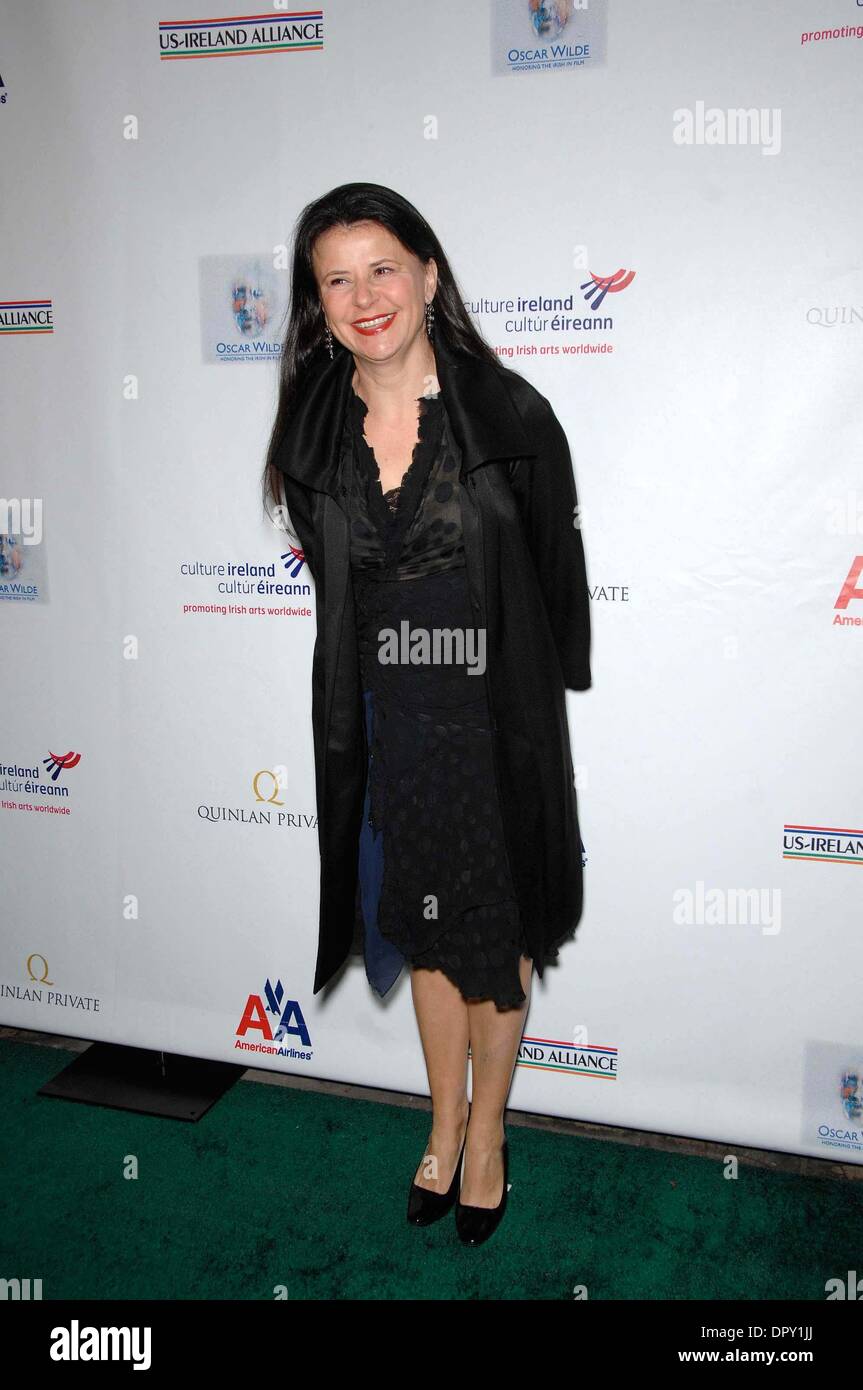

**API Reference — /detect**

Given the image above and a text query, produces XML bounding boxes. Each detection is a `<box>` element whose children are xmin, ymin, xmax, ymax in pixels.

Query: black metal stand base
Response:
<box><xmin>37</xmin><ymin>1043</ymin><xmax>244</xmax><ymax>1120</ymax></box>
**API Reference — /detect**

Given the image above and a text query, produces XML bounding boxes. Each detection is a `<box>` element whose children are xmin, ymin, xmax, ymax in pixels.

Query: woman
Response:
<box><xmin>263</xmin><ymin>183</ymin><xmax>591</xmax><ymax>1246</ymax></box>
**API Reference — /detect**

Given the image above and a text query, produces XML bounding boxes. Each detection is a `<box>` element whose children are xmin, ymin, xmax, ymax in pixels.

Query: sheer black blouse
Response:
<box><xmin>345</xmin><ymin>386</ymin><xmax>465</xmax><ymax>581</ymax></box>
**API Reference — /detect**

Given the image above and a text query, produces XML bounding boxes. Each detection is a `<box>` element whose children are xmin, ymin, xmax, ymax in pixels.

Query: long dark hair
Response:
<box><xmin>262</xmin><ymin>181</ymin><xmax>501</xmax><ymax>527</ymax></box>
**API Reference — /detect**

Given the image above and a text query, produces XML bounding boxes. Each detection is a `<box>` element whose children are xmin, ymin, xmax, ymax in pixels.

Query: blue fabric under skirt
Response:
<box><xmin>358</xmin><ymin>687</ymin><xmax>407</xmax><ymax>997</ymax></box>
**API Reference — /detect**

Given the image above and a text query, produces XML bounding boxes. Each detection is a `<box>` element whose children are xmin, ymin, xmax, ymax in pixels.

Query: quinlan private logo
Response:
<box><xmin>580</xmin><ymin>269</ymin><xmax>636</xmax><ymax>312</ymax></box>
<box><xmin>235</xmin><ymin>978</ymin><xmax>313</xmax><ymax>1062</ymax></box>
<box><xmin>834</xmin><ymin>556</ymin><xmax>863</xmax><ymax>626</ymax></box>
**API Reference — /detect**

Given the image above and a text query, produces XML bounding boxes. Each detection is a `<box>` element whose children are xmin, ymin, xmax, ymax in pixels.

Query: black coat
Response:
<box><xmin>274</xmin><ymin>331</ymin><xmax>591</xmax><ymax>994</ymax></box>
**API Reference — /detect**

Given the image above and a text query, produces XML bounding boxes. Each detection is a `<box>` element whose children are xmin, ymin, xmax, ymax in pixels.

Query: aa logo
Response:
<box><xmin>237</xmin><ymin>977</ymin><xmax>311</xmax><ymax>1048</ymax></box>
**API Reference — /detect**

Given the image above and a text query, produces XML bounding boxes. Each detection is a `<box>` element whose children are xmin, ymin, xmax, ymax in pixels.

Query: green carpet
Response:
<box><xmin>1</xmin><ymin>1040</ymin><xmax>858</xmax><ymax>1300</ymax></box>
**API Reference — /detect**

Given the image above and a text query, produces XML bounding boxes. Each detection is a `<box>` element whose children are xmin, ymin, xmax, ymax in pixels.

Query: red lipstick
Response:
<box><xmin>352</xmin><ymin>311</ymin><xmax>397</xmax><ymax>336</ymax></box>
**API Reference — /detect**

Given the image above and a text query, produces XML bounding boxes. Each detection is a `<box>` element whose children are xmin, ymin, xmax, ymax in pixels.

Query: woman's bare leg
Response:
<box><xmin>460</xmin><ymin>953</ymin><xmax>533</xmax><ymax>1207</ymax></box>
<box><xmin>408</xmin><ymin>966</ymin><xmax>471</xmax><ymax>1191</ymax></box>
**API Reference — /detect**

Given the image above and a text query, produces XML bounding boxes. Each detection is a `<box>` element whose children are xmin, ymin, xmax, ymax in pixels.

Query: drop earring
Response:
<box><xmin>425</xmin><ymin>301</ymin><xmax>434</xmax><ymax>339</ymax></box>
<box><xmin>324</xmin><ymin>323</ymin><xmax>333</xmax><ymax>360</ymax></box>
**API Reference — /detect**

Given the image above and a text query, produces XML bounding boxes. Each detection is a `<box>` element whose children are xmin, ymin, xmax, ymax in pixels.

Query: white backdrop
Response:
<box><xmin>2</xmin><ymin>0</ymin><xmax>861</xmax><ymax>1166</ymax></box>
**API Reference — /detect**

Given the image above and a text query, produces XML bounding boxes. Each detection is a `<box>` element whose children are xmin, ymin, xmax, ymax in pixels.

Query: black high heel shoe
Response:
<box><xmin>455</xmin><ymin>1139</ymin><xmax>509</xmax><ymax>1246</ymax></box>
<box><xmin>407</xmin><ymin>1125</ymin><xmax>468</xmax><ymax>1226</ymax></box>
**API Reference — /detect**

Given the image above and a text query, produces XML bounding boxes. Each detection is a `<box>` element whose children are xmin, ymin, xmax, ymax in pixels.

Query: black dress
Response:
<box><xmin>345</xmin><ymin>383</ymin><xmax>532</xmax><ymax>1011</ymax></box>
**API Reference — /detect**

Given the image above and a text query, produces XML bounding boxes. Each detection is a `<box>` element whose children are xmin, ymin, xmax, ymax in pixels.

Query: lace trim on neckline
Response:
<box><xmin>348</xmin><ymin>386</ymin><xmax>446</xmax><ymax>568</ymax></box>
<box><xmin>349</xmin><ymin>389</ymin><xmax>442</xmax><ymax>514</ymax></box>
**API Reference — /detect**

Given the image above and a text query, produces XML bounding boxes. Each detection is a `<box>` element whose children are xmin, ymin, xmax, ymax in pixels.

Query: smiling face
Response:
<box><xmin>312</xmin><ymin>220</ymin><xmax>437</xmax><ymax>366</ymax></box>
